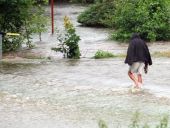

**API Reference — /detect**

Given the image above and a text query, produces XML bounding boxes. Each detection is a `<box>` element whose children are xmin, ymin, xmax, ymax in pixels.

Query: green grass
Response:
<box><xmin>94</xmin><ymin>50</ymin><xmax>116</xmax><ymax>59</ymax></box>
<box><xmin>93</xmin><ymin>50</ymin><xmax>126</xmax><ymax>59</ymax></box>
<box><xmin>93</xmin><ymin>50</ymin><xmax>170</xmax><ymax>59</ymax></box>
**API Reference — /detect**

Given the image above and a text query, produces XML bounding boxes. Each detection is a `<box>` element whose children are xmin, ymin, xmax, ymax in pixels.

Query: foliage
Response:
<box><xmin>111</xmin><ymin>0</ymin><xmax>170</xmax><ymax>42</ymax></box>
<box><xmin>156</xmin><ymin>115</ymin><xmax>169</xmax><ymax>128</ymax></box>
<box><xmin>94</xmin><ymin>50</ymin><xmax>115</xmax><ymax>59</ymax></box>
<box><xmin>78</xmin><ymin>0</ymin><xmax>170</xmax><ymax>42</ymax></box>
<box><xmin>52</xmin><ymin>16</ymin><xmax>81</xmax><ymax>59</ymax></box>
<box><xmin>77</xmin><ymin>0</ymin><xmax>115</xmax><ymax>27</ymax></box>
<box><xmin>98</xmin><ymin>120</ymin><xmax>108</xmax><ymax>128</ymax></box>
<box><xmin>129</xmin><ymin>111</ymin><xmax>140</xmax><ymax>128</ymax></box>
<box><xmin>2</xmin><ymin>35</ymin><xmax>24</xmax><ymax>52</ymax></box>
<box><xmin>0</xmin><ymin>0</ymin><xmax>48</xmax><ymax>52</ymax></box>
<box><xmin>70</xmin><ymin>0</ymin><xmax>94</xmax><ymax>4</ymax></box>
<box><xmin>27</xmin><ymin>4</ymin><xmax>49</xmax><ymax>42</ymax></box>
<box><xmin>98</xmin><ymin>112</ymin><xmax>169</xmax><ymax>128</ymax></box>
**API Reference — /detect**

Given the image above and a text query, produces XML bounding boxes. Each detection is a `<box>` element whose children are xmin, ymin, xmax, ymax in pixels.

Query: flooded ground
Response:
<box><xmin>1</xmin><ymin>3</ymin><xmax>170</xmax><ymax>128</ymax></box>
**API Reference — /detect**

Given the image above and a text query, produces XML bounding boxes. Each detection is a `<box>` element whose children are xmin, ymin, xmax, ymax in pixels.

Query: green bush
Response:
<box><xmin>111</xmin><ymin>0</ymin><xmax>170</xmax><ymax>42</ymax></box>
<box><xmin>0</xmin><ymin>0</ymin><xmax>48</xmax><ymax>52</ymax></box>
<box><xmin>52</xmin><ymin>16</ymin><xmax>81</xmax><ymax>59</ymax></box>
<box><xmin>77</xmin><ymin>0</ymin><xmax>115</xmax><ymax>27</ymax></box>
<box><xmin>94</xmin><ymin>50</ymin><xmax>115</xmax><ymax>59</ymax></box>
<box><xmin>2</xmin><ymin>36</ymin><xmax>24</xmax><ymax>52</ymax></box>
<box><xmin>78</xmin><ymin>0</ymin><xmax>170</xmax><ymax>42</ymax></box>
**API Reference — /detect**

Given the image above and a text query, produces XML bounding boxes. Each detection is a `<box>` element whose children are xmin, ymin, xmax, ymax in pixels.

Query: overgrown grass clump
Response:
<box><xmin>94</xmin><ymin>50</ymin><xmax>170</xmax><ymax>59</ymax></box>
<box><xmin>94</xmin><ymin>50</ymin><xmax>115</xmax><ymax>59</ymax></box>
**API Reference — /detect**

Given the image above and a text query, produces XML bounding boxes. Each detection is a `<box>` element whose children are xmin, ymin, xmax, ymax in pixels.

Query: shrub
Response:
<box><xmin>112</xmin><ymin>0</ymin><xmax>170</xmax><ymax>42</ymax></box>
<box><xmin>94</xmin><ymin>50</ymin><xmax>115</xmax><ymax>59</ymax></box>
<box><xmin>78</xmin><ymin>0</ymin><xmax>170</xmax><ymax>42</ymax></box>
<box><xmin>77</xmin><ymin>0</ymin><xmax>115</xmax><ymax>27</ymax></box>
<box><xmin>0</xmin><ymin>0</ymin><xmax>48</xmax><ymax>52</ymax></box>
<box><xmin>2</xmin><ymin>36</ymin><xmax>24</xmax><ymax>52</ymax></box>
<box><xmin>52</xmin><ymin>16</ymin><xmax>81</xmax><ymax>59</ymax></box>
<box><xmin>29</xmin><ymin>4</ymin><xmax>49</xmax><ymax>42</ymax></box>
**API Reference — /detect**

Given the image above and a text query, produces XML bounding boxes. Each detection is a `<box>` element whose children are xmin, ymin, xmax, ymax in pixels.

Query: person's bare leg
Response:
<box><xmin>137</xmin><ymin>74</ymin><xmax>142</xmax><ymax>88</ymax></box>
<box><xmin>128</xmin><ymin>71</ymin><xmax>138</xmax><ymax>87</ymax></box>
<box><xmin>138</xmin><ymin>74</ymin><xmax>142</xmax><ymax>83</ymax></box>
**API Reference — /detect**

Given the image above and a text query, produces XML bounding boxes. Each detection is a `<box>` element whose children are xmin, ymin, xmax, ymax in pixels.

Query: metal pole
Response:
<box><xmin>0</xmin><ymin>34</ymin><xmax>2</xmax><ymax>60</ymax></box>
<box><xmin>51</xmin><ymin>0</ymin><xmax>54</xmax><ymax>34</ymax></box>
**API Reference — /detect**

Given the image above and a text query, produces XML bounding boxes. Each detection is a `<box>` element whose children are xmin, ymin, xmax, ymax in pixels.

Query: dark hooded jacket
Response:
<box><xmin>125</xmin><ymin>33</ymin><xmax>152</xmax><ymax>65</ymax></box>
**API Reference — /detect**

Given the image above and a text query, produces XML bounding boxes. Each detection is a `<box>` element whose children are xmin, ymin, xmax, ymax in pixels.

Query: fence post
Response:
<box><xmin>51</xmin><ymin>0</ymin><xmax>54</xmax><ymax>34</ymax></box>
<box><xmin>0</xmin><ymin>34</ymin><xmax>2</xmax><ymax>60</ymax></box>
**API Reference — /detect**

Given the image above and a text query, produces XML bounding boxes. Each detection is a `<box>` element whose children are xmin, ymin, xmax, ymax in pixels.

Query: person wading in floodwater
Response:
<box><xmin>125</xmin><ymin>33</ymin><xmax>152</xmax><ymax>89</ymax></box>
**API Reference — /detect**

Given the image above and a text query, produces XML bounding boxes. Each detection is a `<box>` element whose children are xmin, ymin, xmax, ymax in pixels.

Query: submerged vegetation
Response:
<box><xmin>78</xmin><ymin>0</ymin><xmax>170</xmax><ymax>42</ymax></box>
<box><xmin>94</xmin><ymin>50</ymin><xmax>170</xmax><ymax>59</ymax></box>
<box><xmin>94</xmin><ymin>50</ymin><xmax>116</xmax><ymax>59</ymax></box>
<box><xmin>99</xmin><ymin>112</ymin><xmax>169</xmax><ymax>128</ymax></box>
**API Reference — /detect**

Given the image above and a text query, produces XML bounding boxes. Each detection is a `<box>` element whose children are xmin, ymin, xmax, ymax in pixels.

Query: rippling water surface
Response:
<box><xmin>1</xmin><ymin>3</ymin><xmax>170</xmax><ymax>128</ymax></box>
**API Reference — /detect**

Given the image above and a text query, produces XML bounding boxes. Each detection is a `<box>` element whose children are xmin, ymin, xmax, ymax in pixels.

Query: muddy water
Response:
<box><xmin>1</xmin><ymin>4</ymin><xmax>170</xmax><ymax>128</ymax></box>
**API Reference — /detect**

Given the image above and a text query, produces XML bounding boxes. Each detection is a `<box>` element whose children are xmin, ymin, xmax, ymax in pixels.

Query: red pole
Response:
<box><xmin>51</xmin><ymin>0</ymin><xmax>54</xmax><ymax>34</ymax></box>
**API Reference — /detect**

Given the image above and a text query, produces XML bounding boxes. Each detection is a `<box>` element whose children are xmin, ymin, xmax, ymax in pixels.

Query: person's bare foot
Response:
<box><xmin>138</xmin><ymin>83</ymin><xmax>143</xmax><ymax>88</ymax></box>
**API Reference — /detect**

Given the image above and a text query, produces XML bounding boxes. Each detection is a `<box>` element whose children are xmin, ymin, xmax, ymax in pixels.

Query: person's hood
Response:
<box><xmin>131</xmin><ymin>33</ymin><xmax>140</xmax><ymax>40</ymax></box>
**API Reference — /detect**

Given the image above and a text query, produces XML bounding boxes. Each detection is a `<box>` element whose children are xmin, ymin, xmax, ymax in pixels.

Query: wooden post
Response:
<box><xmin>0</xmin><ymin>34</ymin><xmax>2</xmax><ymax>60</ymax></box>
<box><xmin>51</xmin><ymin>0</ymin><xmax>54</xmax><ymax>34</ymax></box>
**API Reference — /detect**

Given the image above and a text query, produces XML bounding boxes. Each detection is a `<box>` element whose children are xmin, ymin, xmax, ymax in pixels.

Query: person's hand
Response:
<box><xmin>144</xmin><ymin>65</ymin><xmax>148</xmax><ymax>74</ymax></box>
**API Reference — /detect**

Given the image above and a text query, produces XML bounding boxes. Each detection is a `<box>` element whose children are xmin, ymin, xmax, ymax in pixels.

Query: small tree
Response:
<box><xmin>29</xmin><ymin>4</ymin><xmax>48</xmax><ymax>42</ymax></box>
<box><xmin>52</xmin><ymin>16</ymin><xmax>81</xmax><ymax>59</ymax></box>
<box><xmin>22</xmin><ymin>0</ymin><xmax>48</xmax><ymax>47</ymax></box>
